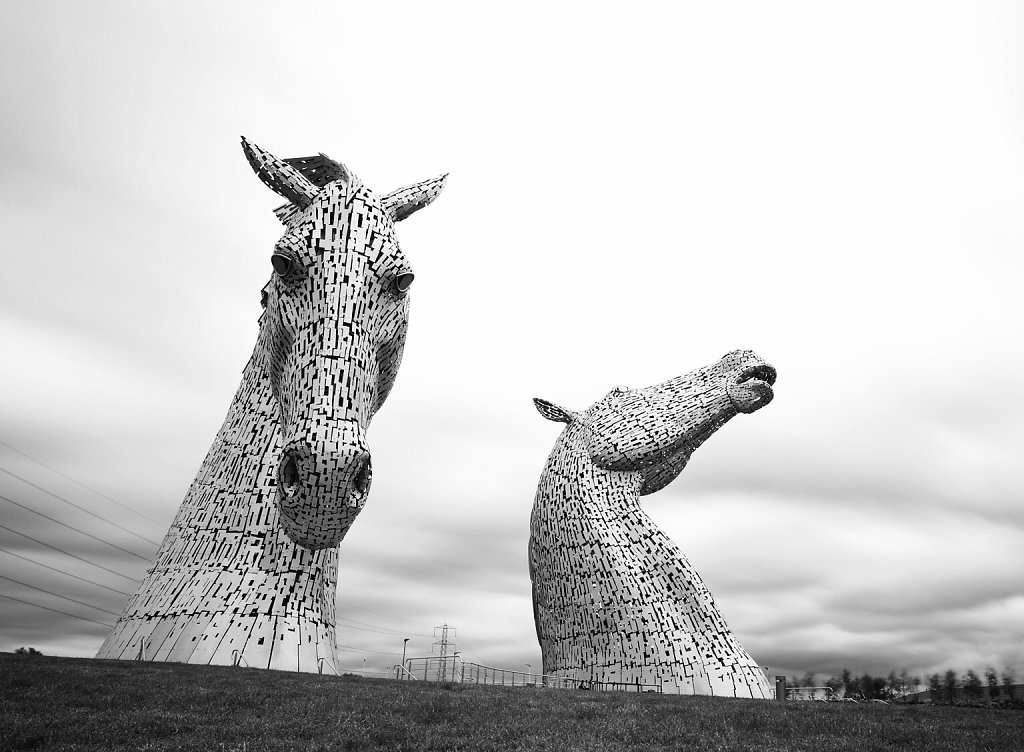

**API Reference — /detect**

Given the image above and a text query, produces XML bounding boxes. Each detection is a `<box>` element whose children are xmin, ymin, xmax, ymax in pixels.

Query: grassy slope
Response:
<box><xmin>1</xmin><ymin>653</ymin><xmax>1021</xmax><ymax>752</ymax></box>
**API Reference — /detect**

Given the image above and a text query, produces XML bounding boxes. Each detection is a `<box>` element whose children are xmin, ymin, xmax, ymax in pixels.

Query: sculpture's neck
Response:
<box><xmin>163</xmin><ymin>349</ymin><xmax>327</xmax><ymax>576</ymax></box>
<box><xmin>190</xmin><ymin>352</ymin><xmax>280</xmax><ymax>498</ymax></box>
<box><xmin>535</xmin><ymin>424</ymin><xmax>644</xmax><ymax>523</ymax></box>
<box><xmin>107</xmin><ymin>345</ymin><xmax>339</xmax><ymax>670</ymax></box>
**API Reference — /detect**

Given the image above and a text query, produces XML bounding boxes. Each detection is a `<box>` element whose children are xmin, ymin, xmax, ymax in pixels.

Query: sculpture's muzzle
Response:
<box><xmin>276</xmin><ymin>431</ymin><xmax>372</xmax><ymax>550</ymax></box>
<box><xmin>726</xmin><ymin>358</ymin><xmax>777</xmax><ymax>414</ymax></box>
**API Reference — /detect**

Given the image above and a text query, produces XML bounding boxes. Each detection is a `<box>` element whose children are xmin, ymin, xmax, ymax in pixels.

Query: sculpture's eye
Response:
<box><xmin>271</xmin><ymin>253</ymin><xmax>293</xmax><ymax>276</ymax></box>
<box><xmin>394</xmin><ymin>272</ymin><xmax>415</xmax><ymax>294</ymax></box>
<box><xmin>613</xmin><ymin>385</ymin><xmax>630</xmax><ymax>394</ymax></box>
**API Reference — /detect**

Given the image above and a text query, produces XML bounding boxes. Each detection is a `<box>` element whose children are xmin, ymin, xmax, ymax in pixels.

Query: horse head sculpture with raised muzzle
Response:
<box><xmin>530</xmin><ymin>350</ymin><xmax>777</xmax><ymax>696</ymax></box>
<box><xmin>97</xmin><ymin>140</ymin><xmax>446</xmax><ymax>672</ymax></box>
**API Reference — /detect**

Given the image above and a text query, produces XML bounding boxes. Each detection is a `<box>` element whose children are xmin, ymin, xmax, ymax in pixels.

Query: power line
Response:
<box><xmin>0</xmin><ymin>464</ymin><xmax>160</xmax><ymax>547</ymax></box>
<box><xmin>0</xmin><ymin>438</ymin><xmax>163</xmax><ymax>526</ymax></box>
<box><xmin>451</xmin><ymin>634</ymin><xmax>487</xmax><ymax>665</ymax></box>
<box><xmin>334</xmin><ymin>625</ymin><xmax>432</xmax><ymax>639</ymax></box>
<box><xmin>0</xmin><ymin>493</ymin><xmax>151</xmax><ymax>562</ymax></box>
<box><xmin>0</xmin><ymin>545</ymin><xmax>132</xmax><ymax>597</ymax></box>
<box><xmin>335</xmin><ymin>615</ymin><xmax>434</xmax><ymax>638</ymax></box>
<box><xmin>336</xmin><ymin>599</ymin><xmax>425</xmax><ymax>624</ymax></box>
<box><xmin>0</xmin><ymin>574</ymin><xmax>121</xmax><ymax>617</ymax></box>
<box><xmin>0</xmin><ymin>592</ymin><xmax>114</xmax><ymax>629</ymax></box>
<box><xmin>335</xmin><ymin>599</ymin><xmax>436</xmax><ymax>635</ymax></box>
<box><xmin>335</xmin><ymin>643</ymin><xmax>402</xmax><ymax>656</ymax></box>
<box><xmin>0</xmin><ymin>523</ymin><xmax>139</xmax><ymax>583</ymax></box>
<box><xmin>334</xmin><ymin>621</ymin><xmax>409</xmax><ymax>637</ymax></box>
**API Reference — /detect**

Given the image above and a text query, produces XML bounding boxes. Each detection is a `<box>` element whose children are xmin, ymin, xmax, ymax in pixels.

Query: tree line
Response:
<box><xmin>787</xmin><ymin>666</ymin><xmax>1018</xmax><ymax>703</ymax></box>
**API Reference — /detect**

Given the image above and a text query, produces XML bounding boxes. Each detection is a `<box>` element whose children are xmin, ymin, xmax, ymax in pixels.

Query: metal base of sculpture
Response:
<box><xmin>96</xmin><ymin>140</ymin><xmax>446</xmax><ymax>672</ymax></box>
<box><xmin>530</xmin><ymin>350</ymin><xmax>777</xmax><ymax>697</ymax></box>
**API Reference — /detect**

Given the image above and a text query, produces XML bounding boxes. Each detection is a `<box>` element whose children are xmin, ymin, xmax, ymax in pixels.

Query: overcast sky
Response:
<box><xmin>1</xmin><ymin>1</ymin><xmax>1022</xmax><ymax>683</ymax></box>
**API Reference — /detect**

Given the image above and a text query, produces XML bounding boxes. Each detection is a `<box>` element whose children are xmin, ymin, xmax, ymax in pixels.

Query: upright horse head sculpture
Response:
<box><xmin>97</xmin><ymin>140</ymin><xmax>446</xmax><ymax>672</ymax></box>
<box><xmin>530</xmin><ymin>350</ymin><xmax>777</xmax><ymax>696</ymax></box>
<box><xmin>244</xmin><ymin>139</ymin><xmax>446</xmax><ymax>549</ymax></box>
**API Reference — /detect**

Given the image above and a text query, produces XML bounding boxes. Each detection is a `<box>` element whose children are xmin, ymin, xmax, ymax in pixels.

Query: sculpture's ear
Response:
<box><xmin>382</xmin><ymin>174</ymin><xmax>448</xmax><ymax>222</ymax></box>
<box><xmin>533</xmin><ymin>398</ymin><xmax>575</xmax><ymax>424</ymax></box>
<box><xmin>241</xmin><ymin>137</ymin><xmax>319</xmax><ymax>210</ymax></box>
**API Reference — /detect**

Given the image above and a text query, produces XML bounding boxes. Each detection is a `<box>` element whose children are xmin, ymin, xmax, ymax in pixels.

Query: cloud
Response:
<box><xmin>2</xmin><ymin>1</ymin><xmax>1022</xmax><ymax>687</ymax></box>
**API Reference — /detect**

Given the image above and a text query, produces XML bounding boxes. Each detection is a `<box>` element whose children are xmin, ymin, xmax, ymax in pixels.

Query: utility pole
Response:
<box><xmin>399</xmin><ymin>638</ymin><xmax>410</xmax><ymax>680</ymax></box>
<box><xmin>433</xmin><ymin>623</ymin><xmax>456</xmax><ymax>682</ymax></box>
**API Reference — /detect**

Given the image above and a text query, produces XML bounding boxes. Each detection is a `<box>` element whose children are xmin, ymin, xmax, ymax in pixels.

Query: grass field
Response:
<box><xmin>2</xmin><ymin>653</ymin><xmax>1021</xmax><ymax>751</ymax></box>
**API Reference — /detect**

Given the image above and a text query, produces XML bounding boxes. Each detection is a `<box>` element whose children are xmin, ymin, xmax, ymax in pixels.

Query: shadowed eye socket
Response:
<box><xmin>271</xmin><ymin>253</ymin><xmax>293</xmax><ymax>276</ymax></box>
<box><xmin>260</xmin><ymin>289</ymin><xmax>268</xmax><ymax>307</ymax></box>
<box><xmin>394</xmin><ymin>272</ymin><xmax>415</xmax><ymax>293</ymax></box>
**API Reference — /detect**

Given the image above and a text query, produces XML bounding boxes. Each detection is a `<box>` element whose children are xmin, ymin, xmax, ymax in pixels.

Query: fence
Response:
<box><xmin>786</xmin><ymin>686</ymin><xmax>835</xmax><ymax>701</ymax></box>
<box><xmin>400</xmin><ymin>656</ymin><xmax>662</xmax><ymax>693</ymax></box>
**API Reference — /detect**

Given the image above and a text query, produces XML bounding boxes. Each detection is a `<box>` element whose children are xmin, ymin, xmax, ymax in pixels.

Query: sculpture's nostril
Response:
<box><xmin>280</xmin><ymin>454</ymin><xmax>300</xmax><ymax>497</ymax></box>
<box><xmin>353</xmin><ymin>457</ymin><xmax>371</xmax><ymax>495</ymax></box>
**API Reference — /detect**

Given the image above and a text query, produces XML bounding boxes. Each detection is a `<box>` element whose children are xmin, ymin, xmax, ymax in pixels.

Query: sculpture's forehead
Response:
<box><xmin>591</xmin><ymin>364</ymin><xmax>717</xmax><ymax>410</ymax></box>
<box><xmin>580</xmin><ymin>376</ymin><xmax>716</xmax><ymax>443</ymax></box>
<box><xmin>586</xmin><ymin>384</ymin><xmax>678</xmax><ymax>418</ymax></box>
<box><xmin>277</xmin><ymin>183</ymin><xmax>401</xmax><ymax>260</ymax></box>
<box><xmin>308</xmin><ymin>183</ymin><xmax>392</xmax><ymax>232</ymax></box>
